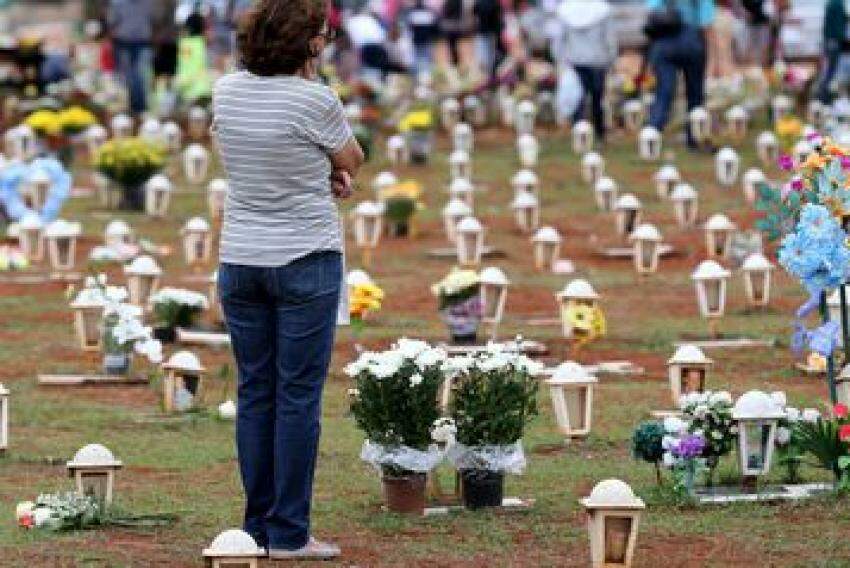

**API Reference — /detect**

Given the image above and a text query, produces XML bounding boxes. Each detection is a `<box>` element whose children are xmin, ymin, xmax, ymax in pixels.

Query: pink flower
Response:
<box><xmin>841</xmin><ymin>156</ymin><xmax>850</xmax><ymax>170</ymax></box>
<box><xmin>790</xmin><ymin>176</ymin><xmax>804</xmax><ymax>191</ymax></box>
<box><xmin>840</xmin><ymin>424</ymin><xmax>850</xmax><ymax>442</ymax></box>
<box><xmin>835</xmin><ymin>403</ymin><xmax>848</xmax><ymax>418</ymax></box>
<box><xmin>778</xmin><ymin>154</ymin><xmax>794</xmax><ymax>171</ymax></box>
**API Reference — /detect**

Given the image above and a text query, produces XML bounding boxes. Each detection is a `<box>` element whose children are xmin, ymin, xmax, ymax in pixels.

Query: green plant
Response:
<box><xmin>449</xmin><ymin>353</ymin><xmax>539</xmax><ymax>447</ymax></box>
<box><xmin>794</xmin><ymin>416</ymin><xmax>845</xmax><ymax>480</ymax></box>
<box><xmin>94</xmin><ymin>137</ymin><xmax>166</xmax><ymax>187</ymax></box>
<box><xmin>384</xmin><ymin>197</ymin><xmax>416</xmax><ymax>224</ymax></box>
<box><xmin>148</xmin><ymin>288</ymin><xmax>208</xmax><ymax>328</ymax></box>
<box><xmin>632</xmin><ymin>421</ymin><xmax>665</xmax><ymax>484</ymax></box>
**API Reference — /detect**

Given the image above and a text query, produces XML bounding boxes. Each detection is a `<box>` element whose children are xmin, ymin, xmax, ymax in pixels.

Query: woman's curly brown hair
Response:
<box><xmin>237</xmin><ymin>0</ymin><xmax>327</xmax><ymax>76</ymax></box>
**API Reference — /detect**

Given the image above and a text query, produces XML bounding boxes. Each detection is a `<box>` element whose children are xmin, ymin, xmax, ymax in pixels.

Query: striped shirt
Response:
<box><xmin>212</xmin><ymin>72</ymin><xmax>353</xmax><ymax>266</ymax></box>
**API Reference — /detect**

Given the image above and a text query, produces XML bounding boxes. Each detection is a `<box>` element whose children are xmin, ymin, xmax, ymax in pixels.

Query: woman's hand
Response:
<box><xmin>331</xmin><ymin>169</ymin><xmax>353</xmax><ymax>199</ymax></box>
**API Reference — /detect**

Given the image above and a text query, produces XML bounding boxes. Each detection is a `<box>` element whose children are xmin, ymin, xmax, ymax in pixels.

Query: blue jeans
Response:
<box><xmin>818</xmin><ymin>41</ymin><xmax>843</xmax><ymax>104</ymax></box>
<box><xmin>648</xmin><ymin>27</ymin><xmax>707</xmax><ymax>147</ymax></box>
<box><xmin>218</xmin><ymin>251</ymin><xmax>342</xmax><ymax>550</ymax></box>
<box><xmin>113</xmin><ymin>40</ymin><xmax>151</xmax><ymax>115</ymax></box>
<box><xmin>573</xmin><ymin>66</ymin><xmax>607</xmax><ymax>139</ymax></box>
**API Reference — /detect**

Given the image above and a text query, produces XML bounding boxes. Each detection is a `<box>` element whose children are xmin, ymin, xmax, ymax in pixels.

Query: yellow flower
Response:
<box><xmin>775</xmin><ymin>116</ymin><xmax>803</xmax><ymax>139</ymax></box>
<box><xmin>379</xmin><ymin>180</ymin><xmax>422</xmax><ymax>201</ymax></box>
<box><xmin>399</xmin><ymin>109</ymin><xmax>433</xmax><ymax>133</ymax></box>
<box><xmin>801</xmin><ymin>153</ymin><xmax>827</xmax><ymax>171</ymax></box>
<box><xmin>57</xmin><ymin>106</ymin><xmax>97</xmax><ymax>134</ymax></box>
<box><xmin>350</xmin><ymin>283</ymin><xmax>385</xmax><ymax>318</ymax></box>
<box><xmin>24</xmin><ymin>109</ymin><xmax>61</xmax><ymax>136</ymax></box>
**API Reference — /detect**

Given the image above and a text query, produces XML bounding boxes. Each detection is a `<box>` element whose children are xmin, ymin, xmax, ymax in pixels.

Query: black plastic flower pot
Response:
<box><xmin>460</xmin><ymin>469</ymin><xmax>504</xmax><ymax>510</ymax></box>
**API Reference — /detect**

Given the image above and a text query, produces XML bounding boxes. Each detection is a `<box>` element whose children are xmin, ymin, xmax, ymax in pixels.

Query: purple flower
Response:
<box><xmin>778</xmin><ymin>154</ymin><xmax>794</xmax><ymax>171</ymax></box>
<box><xmin>841</xmin><ymin>156</ymin><xmax>850</xmax><ymax>170</ymax></box>
<box><xmin>672</xmin><ymin>434</ymin><xmax>706</xmax><ymax>459</ymax></box>
<box><xmin>790</xmin><ymin>176</ymin><xmax>804</xmax><ymax>191</ymax></box>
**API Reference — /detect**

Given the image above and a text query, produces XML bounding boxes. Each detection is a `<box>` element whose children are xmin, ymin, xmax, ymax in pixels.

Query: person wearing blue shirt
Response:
<box><xmin>645</xmin><ymin>0</ymin><xmax>715</xmax><ymax>150</ymax></box>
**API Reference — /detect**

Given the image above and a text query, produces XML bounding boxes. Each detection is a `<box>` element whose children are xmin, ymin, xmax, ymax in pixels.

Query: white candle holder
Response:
<box><xmin>667</xmin><ymin>344</ymin><xmax>712</xmax><ymax>405</ymax></box>
<box><xmin>654</xmin><ymin>165</ymin><xmax>680</xmax><ymax>199</ymax></box>
<box><xmin>463</xmin><ymin>94</ymin><xmax>487</xmax><ymax>127</ymax></box>
<box><xmin>25</xmin><ymin>168</ymin><xmax>52</xmax><ymax>213</ymax></box>
<box><xmin>691</xmin><ymin>260</ymin><xmax>731</xmax><ymax>320</ymax></box>
<box><xmin>741</xmin><ymin>168</ymin><xmax>766</xmax><ymax>204</ymax></box>
<box><xmin>16</xmin><ymin>213</ymin><xmax>44</xmax><ymax>262</ymax></box>
<box><xmin>162</xmin><ymin>350</ymin><xmax>206</xmax><ymax>413</ymax></box>
<box><xmin>732</xmin><ymin>391</ymin><xmax>784</xmax><ymax>479</ymax></box>
<box><xmin>581</xmin><ymin>152</ymin><xmax>605</xmax><ymax>185</ymax></box>
<box><xmin>188</xmin><ymin>105</ymin><xmax>209</xmax><ymax>140</ymax></box>
<box><xmin>792</xmin><ymin>139</ymin><xmax>813</xmax><ymax>168</ymax></box>
<box><xmin>449</xmin><ymin>150</ymin><xmax>472</xmax><ymax>180</ymax></box>
<box><xmin>84</xmin><ymin>124</ymin><xmax>108</xmax><ymax>158</ymax></box>
<box><xmin>704</xmin><ymin>213</ymin><xmax>736</xmax><ymax>259</ymax></box>
<box><xmin>209</xmin><ymin>270</ymin><xmax>224</xmax><ymax>325</ymax></box>
<box><xmin>453</xmin><ymin>122</ymin><xmax>473</xmax><ymax>153</ymax></box>
<box><xmin>6</xmin><ymin>124</ymin><xmax>37</xmax><ymax>161</ymax></box>
<box><xmin>442</xmin><ymin>198</ymin><xmax>472</xmax><ymax>243</ymax></box>
<box><xmin>556</xmin><ymin>279</ymin><xmax>600</xmax><ymax>339</ymax></box>
<box><xmin>499</xmin><ymin>90</ymin><xmax>516</xmax><ymax>126</ymax></box>
<box><xmin>372</xmin><ymin>171</ymin><xmax>398</xmax><ymax>200</ymax></box>
<box><xmin>511</xmin><ymin>169</ymin><xmax>539</xmax><ymax>197</ymax></box>
<box><xmin>66</xmin><ymin>444</ymin><xmax>123</xmax><ymax>506</ymax></box>
<box><xmin>515</xmin><ymin>100</ymin><xmax>537</xmax><ymax>136</ymax></box>
<box><xmin>124</xmin><ymin>255</ymin><xmax>162</xmax><ymax>307</ymax></box>
<box><xmin>688</xmin><ymin>106</ymin><xmax>710</xmax><ymax>143</ymax></box>
<box><xmin>622</xmin><ymin>99</ymin><xmax>644</xmax><ymax>132</ymax></box>
<box><xmin>594</xmin><ymin>177</ymin><xmax>618</xmax><ymax>212</ymax></box>
<box><xmin>70</xmin><ymin>293</ymin><xmax>104</xmax><ymax>351</ymax></box>
<box><xmin>580</xmin><ymin>479</ymin><xmax>645</xmax><ymax>568</ymax></box>
<box><xmin>756</xmin><ymin>131</ymin><xmax>779</xmax><ymax>167</ymax></box>
<box><xmin>629</xmin><ymin>223</ymin><xmax>662</xmax><ymax>274</ymax></box>
<box><xmin>742</xmin><ymin>253</ymin><xmax>774</xmax><ymax>308</ymax></box>
<box><xmin>449</xmin><ymin>177</ymin><xmax>475</xmax><ymax>208</ymax></box>
<box><xmin>479</xmin><ymin>266</ymin><xmax>509</xmax><ymax>340</ymax></box>
<box><xmin>455</xmin><ymin>216</ymin><xmax>485</xmax><ymax>267</ymax></box>
<box><xmin>547</xmin><ymin>361</ymin><xmax>597</xmax><ymax>439</ymax></box>
<box><xmin>104</xmin><ymin>219</ymin><xmax>133</xmax><ymax>249</ymax></box>
<box><xmin>207</xmin><ymin>178</ymin><xmax>228</xmax><ymax>221</ymax></box>
<box><xmin>614</xmin><ymin>194</ymin><xmax>642</xmax><ymax>238</ymax></box>
<box><xmin>715</xmin><ymin>147</ymin><xmax>740</xmax><ymax>187</ymax></box>
<box><xmin>807</xmin><ymin>99</ymin><xmax>829</xmax><ymax>127</ymax></box>
<box><xmin>516</xmin><ymin>134</ymin><xmax>539</xmax><ymax>168</ymax></box>
<box><xmin>386</xmin><ymin>134</ymin><xmax>408</xmax><ymax>165</ymax></box>
<box><xmin>441</xmin><ymin>98</ymin><xmax>461</xmax><ymax>131</ymax></box>
<box><xmin>353</xmin><ymin>201</ymin><xmax>383</xmax><ymax>253</ymax></box>
<box><xmin>572</xmin><ymin>120</ymin><xmax>594</xmax><ymax>154</ymax></box>
<box><xmin>638</xmin><ymin>126</ymin><xmax>662</xmax><ymax>161</ymax></box>
<box><xmin>510</xmin><ymin>191</ymin><xmax>540</xmax><ymax>233</ymax></box>
<box><xmin>44</xmin><ymin>219</ymin><xmax>82</xmax><ymax>272</ymax></box>
<box><xmin>110</xmin><ymin>113</ymin><xmax>133</xmax><ymax>138</ymax></box>
<box><xmin>138</xmin><ymin>117</ymin><xmax>162</xmax><ymax>142</ymax></box>
<box><xmin>725</xmin><ymin>105</ymin><xmax>748</xmax><ymax>139</ymax></box>
<box><xmin>182</xmin><ymin>217</ymin><xmax>213</xmax><ymax>267</ymax></box>
<box><xmin>670</xmin><ymin>183</ymin><xmax>699</xmax><ymax>228</ymax></box>
<box><xmin>183</xmin><ymin>143</ymin><xmax>210</xmax><ymax>184</ymax></box>
<box><xmin>771</xmin><ymin>94</ymin><xmax>794</xmax><ymax>122</ymax></box>
<box><xmin>203</xmin><ymin>529</ymin><xmax>265</xmax><ymax>568</ymax></box>
<box><xmin>145</xmin><ymin>174</ymin><xmax>173</xmax><ymax>218</ymax></box>
<box><xmin>162</xmin><ymin>121</ymin><xmax>182</xmax><ymax>152</ymax></box>
<box><xmin>532</xmin><ymin>226</ymin><xmax>563</xmax><ymax>271</ymax></box>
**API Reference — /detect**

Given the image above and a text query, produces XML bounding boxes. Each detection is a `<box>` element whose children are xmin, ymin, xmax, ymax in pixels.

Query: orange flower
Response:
<box><xmin>802</xmin><ymin>153</ymin><xmax>827</xmax><ymax>170</ymax></box>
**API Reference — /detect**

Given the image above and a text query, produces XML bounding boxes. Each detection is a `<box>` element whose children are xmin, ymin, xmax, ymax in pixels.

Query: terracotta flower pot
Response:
<box><xmin>382</xmin><ymin>473</ymin><xmax>426</xmax><ymax>514</ymax></box>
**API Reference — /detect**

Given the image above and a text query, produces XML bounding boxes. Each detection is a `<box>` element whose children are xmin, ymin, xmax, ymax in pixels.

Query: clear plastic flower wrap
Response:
<box><xmin>360</xmin><ymin>440</ymin><xmax>446</xmax><ymax>473</ymax></box>
<box><xmin>446</xmin><ymin>441</ymin><xmax>526</xmax><ymax>475</ymax></box>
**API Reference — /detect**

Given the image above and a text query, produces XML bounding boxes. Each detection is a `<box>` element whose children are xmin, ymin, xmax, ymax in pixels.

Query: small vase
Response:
<box><xmin>103</xmin><ymin>352</ymin><xmax>131</xmax><ymax>376</ymax></box>
<box><xmin>440</xmin><ymin>296</ymin><xmax>482</xmax><ymax>345</ymax></box>
<box><xmin>407</xmin><ymin>131</ymin><xmax>432</xmax><ymax>165</ymax></box>
<box><xmin>153</xmin><ymin>326</ymin><xmax>177</xmax><ymax>344</ymax></box>
<box><xmin>382</xmin><ymin>473</ymin><xmax>427</xmax><ymax>514</ymax></box>
<box><xmin>460</xmin><ymin>469</ymin><xmax>505</xmax><ymax>509</ymax></box>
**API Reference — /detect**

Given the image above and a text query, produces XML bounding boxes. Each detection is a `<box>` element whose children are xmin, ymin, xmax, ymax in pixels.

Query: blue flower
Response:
<box><xmin>779</xmin><ymin>204</ymin><xmax>850</xmax><ymax>293</ymax></box>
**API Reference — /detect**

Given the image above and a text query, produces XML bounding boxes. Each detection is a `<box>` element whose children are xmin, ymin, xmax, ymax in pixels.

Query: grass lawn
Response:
<box><xmin>0</xmin><ymin>114</ymin><xmax>848</xmax><ymax>567</ymax></box>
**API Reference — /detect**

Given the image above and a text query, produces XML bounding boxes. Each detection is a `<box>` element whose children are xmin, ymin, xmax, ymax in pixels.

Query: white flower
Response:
<box><xmin>395</xmin><ymin>338</ymin><xmax>429</xmax><ymax>360</ymax></box>
<box><xmin>347</xmin><ymin>388</ymin><xmax>359</xmax><ymax>399</ymax></box>
<box><xmin>662</xmin><ymin>452</ymin><xmax>676</xmax><ymax>468</ymax></box>
<box><xmin>708</xmin><ymin>391</ymin><xmax>732</xmax><ymax>405</ymax></box>
<box><xmin>415</xmin><ymin>347</ymin><xmax>446</xmax><ymax>370</ymax></box>
<box><xmin>663</xmin><ymin>416</ymin><xmax>687</xmax><ymax>435</ymax></box>
<box><xmin>430</xmin><ymin>417</ymin><xmax>457</xmax><ymax>444</ymax></box>
<box><xmin>802</xmin><ymin>408</ymin><xmax>821</xmax><ymax>423</ymax></box>
<box><xmin>218</xmin><ymin>400</ymin><xmax>237</xmax><ymax>420</ymax></box>
<box><xmin>776</xmin><ymin>426</ymin><xmax>791</xmax><ymax>445</ymax></box>
<box><xmin>785</xmin><ymin>407</ymin><xmax>801</xmax><ymax>422</ymax></box>
<box><xmin>148</xmin><ymin>287</ymin><xmax>208</xmax><ymax>310</ymax></box>
<box><xmin>693</xmin><ymin>404</ymin><xmax>709</xmax><ymax>418</ymax></box>
<box><xmin>15</xmin><ymin>501</ymin><xmax>34</xmax><ymax>520</ymax></box>
<box><xmin>770</xmin><ymin>391</ymin><xmax>787</xmax><ymax>409</ymax></box>
<box><xmin>711</xmin><ymin>431</ymin><xmax>722</xmax><ymax>440</ymax></box>
<box><xmin>134</xmin><ymin>338</ymin><xmax>163</xmax><ymax>363</ymax></box>
<box><xmin>84</xmin><ymin>276</ymin><xmax>96</xmax><ymax>289</ymax></box>
<box><xmin>97</xmin><ymin>273</ymin><xmax>108</xmax><ymax>286</ymax></box>
<box><xmin>32</xmin><ymin>507</ymin><xmax>52</xmax><ymax>528</ymax></box>
<box><xmin>409</xmin><ymin>373</ymin><xmax>424</xmax><ymax>387</ymax></box>
<box><xmin>662</xmin><ymin>435</ymin><xmax>678</xmax><ymax>451</ymax></box>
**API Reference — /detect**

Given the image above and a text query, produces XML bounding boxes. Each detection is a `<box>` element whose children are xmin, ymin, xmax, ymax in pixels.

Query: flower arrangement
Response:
<box><xmin>631</xmin><ymin>421</ymin><xmax>666</xmax><ymax>484</ymax></box>
<box><xmin>16</xmin><ymin>492</ymin><xmax>102</xmax><ymax>531</ymax></box>
<box><xmin>346</xmin><ymin>339</ymin><xmax>449</xmax><ymax>477</ymax></box>
<box><xmin>398</xmin><ymin>108</ymin><xmax>434</xmax><ymax>133</ymax></box>
<box><xmin>380</xmin><ymin>181</ymin><xmax>423</xmax><ymax>237</ymax></box>
<box><xmin>446</xmin><ymin>345</ymin><xmax>541</xmax><ymax>463</ymax></box>
<box><xmin>432</xmin><ymin>269</ymin><xmax>480</xmax><ymax>310</ymax></box>
<box><xmin>793</xmin><ymin>403</ymin><xmax>850</xmax><ymax>482</ymax></box>
<box><xmin>349</xmin><ymin>282</ymin><xmax>384</xmax><ymax>322</ymax></box>
<box><xmin>562</xmin><ymin>303</ymin><xmax>607</xmax><ymax>344</ymax></box>
<box><xmin>149</xmin><ymin>287</ymin><xmax>209</xmax><ymax>330</ymax></box>
<box><xmin>57</xmin><ymin>106</ymin><xmax>98</xmax><ymax>136</ymax></box>
<box><xmin>432</xmin><ymin>268</ymin><xmax>483</xmax><ymax>342</ymax></box>
<box><xmin>677</xmin><ymin>391</ymin><xmax>736</xmax><ymax>485</ymax></box>
<box><xmin>773</xmin><ymin>395</ymin><xmax>810</xmax><ymax>483</ymax></box>
<box><xmin>24</xmin><ymin>109</ymin><xmax>62</xmax><ymax>137</ymax></box>
<box><xmin>94</xmin><ymin>137</ymin><xmax>166</xmax><ymax>188</ymax></box>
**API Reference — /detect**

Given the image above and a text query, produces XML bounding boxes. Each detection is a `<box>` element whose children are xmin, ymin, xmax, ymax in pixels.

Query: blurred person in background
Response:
<box><xmin>554</xmin><ymin>0</ymin><xmax>617</xmax><ymax>141</ymax></box>
<box><xmin>740</xmin><ymin>0</ymin><xmax>771</xmax><ymax>67</ymax></box>
<box><xmin>645</xmin><ymin>0</ymin><xmax>715</xmax><ymax>151</ymax></box>
<box><xmin>346</xmin><ymin>2</ymin><xmax>407</xmax><ymax>84</ymax></box>
<box><xmin>405</xmin><ymin>0</ymin><xmax>440</xmax><ymax>77</ymax></box>
<box><xmin>441</xmin><ymin>0</ymin><xmax>475</xmax><ymax>68</ymax></box>
<box><xmin>473</xmin><ymin>0</ymin><xmax>505</xmax><ymax>83</ymax></box>
<box><xmin>818</xmin><ymin>0</ymin><xmax>849</xmax><ymax>104</ymax></box>
<box><xmin>706</xmin><ymin>0</ymin><xmax>736</xmax><ymax>79</ymax></box>
<box><xmin>107</xmin><ymin>0</ymin><xmax>155</xmax><ymax>115</ymax></box>
<box><xmin>152</xmin><ymin>0</ymin><xmax>179</xmax><ymax>114</ymax></box>
<box><xmin>176</xmin><ymin>2</ymin><xmax>214</xmax><ymax>104</ymax></box>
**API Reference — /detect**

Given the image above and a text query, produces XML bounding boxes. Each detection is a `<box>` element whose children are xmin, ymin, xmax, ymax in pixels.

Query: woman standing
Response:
<box><xmin>212</xmin><ymin>0</ymin><xmax>364</xmax><ymax>560</ymax></box>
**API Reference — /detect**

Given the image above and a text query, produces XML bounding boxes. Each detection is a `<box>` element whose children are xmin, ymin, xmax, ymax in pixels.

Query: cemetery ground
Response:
<box><xmin>1</xmin><ymin>123</ymin><xmax>849</xmax><ymax>567</ymax></box>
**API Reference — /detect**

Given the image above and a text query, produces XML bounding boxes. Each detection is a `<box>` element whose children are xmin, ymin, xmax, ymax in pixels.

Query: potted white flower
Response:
<box><xmin>100</xmin><ymin>287</ymin><xmax>163</xmax><ymax>375</ymax></box>
<box><xmin>346</xmin><ymin>339</ymin><xmax>449</xmax><ymax>514</ymax></box>
<box><xmin>148</xmin><ymin>287</ymin><xmax>209</xmax><ymax>343</ymax></box>
<box><xmin>446</xmin><ymin>346</ymin><xmax>541</xmax><ymax>509</ymax></box>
